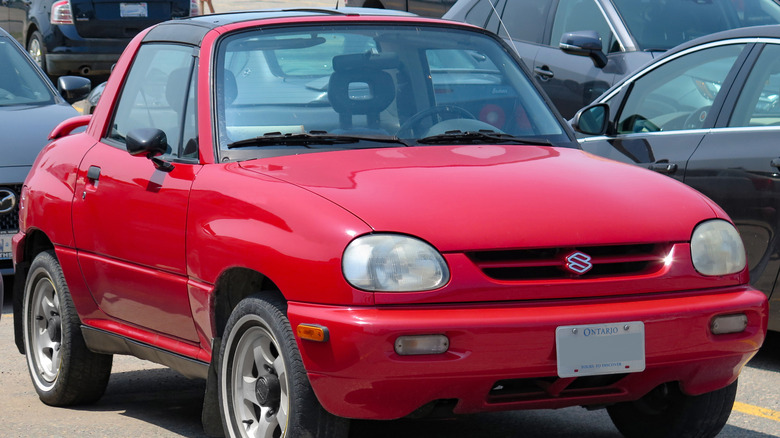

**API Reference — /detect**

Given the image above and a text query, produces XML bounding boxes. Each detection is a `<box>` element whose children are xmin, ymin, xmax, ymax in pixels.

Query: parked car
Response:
<box><xmin>0</xmin><ymin>0</ymin><xmax>199</xmax><ymax>77</ymax></box>
<box><xmin>572</xmin><ymin>25</ymin><xmax>780</xmax><ymax>333</ymax></box>
<box><xmin>444</xmin><ymin>0</ymin><xmax>780</xmax><ymax>118</ymax></box>
<box><xmin>13</xmin><ymin>8</ymin><xmax>767</xmax><ymax>438</ymax></box>
<box><xmin>344</xmin><ymin>0</ymin><xmax>456</xmax><ymax>17</ymax></box>
<box><xmin>0</xmin><ymin>26</ymin><xmax>90</xmax><ymax>276</ymax></box>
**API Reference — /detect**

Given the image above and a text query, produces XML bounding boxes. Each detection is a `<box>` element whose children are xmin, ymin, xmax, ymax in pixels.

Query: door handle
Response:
<box><xmin>534</xmin><ymin>66</ymin><xmax>554</xmax><ymax>80</ymax></box>
<box><xmin>648</xmin><ymin>160</ymin><xmax>677</xmax><ymax>174</ymax></box>
<box><xmin>771</xmin><ymin>158</ymin><xmax>780</xmax><ymax>169</ymax></box>
<box><xmin>83</xmin><ymin>166</ymin><xmax>101</xmax><ymax>198</ymax></box>
<box><xmin>87</xmin><ymin>166</ymin><xmax>101</xmax><ymax>181</ymax></box>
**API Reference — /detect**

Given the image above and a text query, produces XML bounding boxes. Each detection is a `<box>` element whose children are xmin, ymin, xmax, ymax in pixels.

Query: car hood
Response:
<box><xmin>0</xmin><ymin>103</ymin><xmax>78</xmax><ymax>169</ymax></box>
<box><xmin>240</xmin><ymin>145</ymin><xmax>720</xmax><ymax>252</ymax></box>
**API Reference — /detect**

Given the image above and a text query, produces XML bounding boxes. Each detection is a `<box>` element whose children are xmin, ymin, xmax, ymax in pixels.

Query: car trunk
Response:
<box><xmin>70</xmin><ymin>0</ymin><xmax>191</xmax><ymax>39</ymax></box>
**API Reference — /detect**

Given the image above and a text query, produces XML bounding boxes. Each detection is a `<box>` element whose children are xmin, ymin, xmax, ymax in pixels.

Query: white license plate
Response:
<box><xmin>120</xmin><ymin>3</ymin><xmax>148</xmax><ymax>17</ymax></box>
<box><xmin>556</xmin><ymin>321</ymin><xmax>645</xmax><ymax>378</ymax></box>
<box><xmin>0</xmin><ymin>232</ymin><xmax>13</xmax><ymax>260</ymax></box>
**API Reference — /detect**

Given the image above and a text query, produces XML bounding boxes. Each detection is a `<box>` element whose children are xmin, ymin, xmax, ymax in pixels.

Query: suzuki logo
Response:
<box><xmin>0</xmin><ymin>189</ymin><xmax>16</xmax><ymax>214</ymax></box>
<box><xmin>565</xmin><ymin>251</ymin><xmax>593</xmax><ymax>275</ymax></box>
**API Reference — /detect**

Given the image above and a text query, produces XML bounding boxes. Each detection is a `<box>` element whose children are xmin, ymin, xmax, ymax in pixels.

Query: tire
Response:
<box><xmin>22</xmin><ymin>250</ymin><xmax>113</xmax><ymax>406</ymax></box>
<box><xmin>607</xmin><ymin>380</ymin><xmax>738</xmax><ymax>438</ymax></box>
<box><xmin>218</xmin><ymin>294</ymin><xmax>349</xmax><ymax>438</ymax></box>
<box><xmin>27</xmin><ymin>31</ymin><xmax>47</xmax><ymax>74</ymax></box>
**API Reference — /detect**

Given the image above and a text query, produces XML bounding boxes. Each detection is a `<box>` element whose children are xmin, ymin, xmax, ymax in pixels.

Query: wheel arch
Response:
<box><xmin>211</xmin><ymin>267</ymin><xmax>285</xmax><ymax>339</ymax></box>
<box><xmin>13</xmin><ymin>229</ymin><xmax>55</xmax><ymax>354</ymax></box>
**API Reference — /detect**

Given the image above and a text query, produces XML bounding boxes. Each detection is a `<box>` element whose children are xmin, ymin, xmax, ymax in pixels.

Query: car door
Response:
<box><xmin>72</xmin><ymin>42</ymin><xmax>201</xmax><ymax>342</ymax></box>
<box><xmin>528</xmin><ymin>0</ymin><xmax>624</xmax><ymax>118</ymax></box>
<box><xmin>580</xmin><ymin>42</ymin><xmax>751</xmax><ymax>185</ymax></box>
<box><xmin>684</xmin><ymin>41</ymin><xmax>780</xmax><ymax>328</ymax></box>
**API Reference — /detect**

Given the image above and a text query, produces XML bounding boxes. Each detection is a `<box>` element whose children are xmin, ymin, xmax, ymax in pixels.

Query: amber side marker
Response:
<box><xmin>297</xmin><ymin>324</ymin><xmax>329</xmax><ymax>342</ymax></box>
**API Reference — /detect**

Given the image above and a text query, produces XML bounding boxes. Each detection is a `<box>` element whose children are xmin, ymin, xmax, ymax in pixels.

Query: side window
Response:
<box><xmin>549</xmin><ymin>0</ymin><xmax>617</xmax><ymax>53</ymax></box>
<box><xmin>729</xmin><ymin>44</ymin><xmax>780</xmax><ymax>127</ymax></box>
<box><xmin>108</xmin><ymin>44</ymin><xmax>196</xmax><ymax>158</ymax></box>
<box><xmin>465</xmin><ymin>0</ymin><xmax>498</xmax><ymax>31</ymax></box>
<box><xmin>616</xmin><ymin>44</ymin><xmax>745</xmax><ymax>134</ymax></box>
<box><xmin>497</xmin><ymin>0</ymin><xmax>551</xmax><ymax>43</ymax></box>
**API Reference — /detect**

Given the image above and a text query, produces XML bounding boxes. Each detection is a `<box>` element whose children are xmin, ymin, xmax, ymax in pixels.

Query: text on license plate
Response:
<box><xmin>0</xmin><ymin>232</ymin><xmax>12</xmax><ymax>260</ymax></box>
<box><xmin>120</xmin><ymin>3</ymin><xmax>148</xmax><ymax>17</ymax></box>
<box><xmin>555</xmin><ymin>321</ymin><xmax>645</xmax><ymax>378</ymax></box>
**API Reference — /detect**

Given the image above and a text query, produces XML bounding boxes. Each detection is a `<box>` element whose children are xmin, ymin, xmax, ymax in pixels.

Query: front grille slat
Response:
<box><xmin>468</xmin><ymin>243</ymin><xmax>671</xmax><ymax>281</ymax></box>
<box><xmin>0</xmin><ymin>184</ymin><xmax>22</xmax><ymax>233</ymax></box>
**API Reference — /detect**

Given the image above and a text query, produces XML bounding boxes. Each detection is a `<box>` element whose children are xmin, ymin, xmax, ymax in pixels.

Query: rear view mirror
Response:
<box><xmin>572</xmin><ymin>103</ymin><xmax>609</xmax><ymax>136</ymax></box>
<box><xmin>560</xmin><ymin>31</ymin><xmax>608</xmax><ymax>68</ymax></box>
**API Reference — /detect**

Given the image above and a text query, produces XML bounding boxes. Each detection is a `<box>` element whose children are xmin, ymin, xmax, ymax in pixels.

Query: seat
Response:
<box><xmin>328</xmin><ymin>52</ymin><xmax>397</xmax><ymax>132</ymax></box>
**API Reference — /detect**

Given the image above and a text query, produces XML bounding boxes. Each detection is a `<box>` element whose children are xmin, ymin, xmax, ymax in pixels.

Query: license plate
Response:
<box><xmin>556</xmin><ymin>321</ymin><xmax>645</xmax><ymax>378</ymax></box>
<box><xmin>120</xmin><ymin>3</ymin><xmax>148</xmax><ymax>17</ymax></box>
<box><xmin>0</xmin><ymin>232</ymin><xmax>13</xmax><ymax>260</ymax></box>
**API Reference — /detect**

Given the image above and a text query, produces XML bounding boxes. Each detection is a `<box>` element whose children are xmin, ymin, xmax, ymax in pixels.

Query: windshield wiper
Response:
<box><xmin>227</xmin><ymin>131</ymin><xmax>411</xmax><ymax>149</ymax></box>
<box><xmin>417</xmin><ymin>130</ymin><xmax>554</xmax><ymax>146</ymax></box>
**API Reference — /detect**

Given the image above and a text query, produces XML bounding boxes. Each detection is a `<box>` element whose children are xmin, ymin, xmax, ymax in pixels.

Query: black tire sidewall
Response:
<box><xmin>218</xmin><ymin>295</ymin><xmax>347</xmax><ymax>438</ymax></box>
<box><xmin>22</xmin><ymin>250</ymin><xmax>111</xmax><ymax>406</ymax></box>
<box><xmin>28</xmin><ymin>30</ymin><xmax>47</xmax><ymax>73</ymax></box>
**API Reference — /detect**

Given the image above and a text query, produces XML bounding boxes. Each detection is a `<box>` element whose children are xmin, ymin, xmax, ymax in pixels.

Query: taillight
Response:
<box><xmin>51</xmin><ymin>0</ymin><xmax>74</xmax><ymax>25</ymax></box>
<box><xmin>190</xmin><ymin>0</ymin><xmax>200</xmax><ymax>16</ymax></box>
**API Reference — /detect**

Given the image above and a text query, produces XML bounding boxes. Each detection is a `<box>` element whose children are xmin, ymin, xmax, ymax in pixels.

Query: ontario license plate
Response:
<box><xmin>556</xmin><ymin>321</ymin><xmax>645</xmax><ymax>378</ymax></box>
<box><xmin>120</xmin><ymin>3</ymin><xmax>148</xmax><ymax>17</ymax></box>
<box><xmin>0</xmin><ymin>232</ymin><xmax>13</xmax><ymax>260</ymax></box>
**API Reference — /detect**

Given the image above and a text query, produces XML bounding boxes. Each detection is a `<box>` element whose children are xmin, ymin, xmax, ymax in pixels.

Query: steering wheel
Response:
<box><xmin>683</xmin><ymin>106</ymin><xmax>711</xmax><ymax>130</ymax></box>
<box><xmin>397</xmin><ymin>105</ymin><xmax>476</xmax><ymax>138</ymax></box>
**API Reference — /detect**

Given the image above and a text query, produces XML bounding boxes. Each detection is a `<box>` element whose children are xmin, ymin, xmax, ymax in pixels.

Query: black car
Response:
<box><xmin>0</xmin><ymin>26</ymin><xmax>89</xmax><ymax>274</ymax></box>
<box><xmin>572</xmin><ymin>25</ymin><xmax>780</xmax><ymax>332</ymax></box>
<box><xmin>344</xmin><ymin>0</ymin><xmax>456</xmax><ymax>17</ymax></box>
<box><xmin>0</xmin><ymin>0</ymin><xmax>198</xmax><ymax>77</ymax></box>
<box><xmin>444</xmin><ymin>0</ymin><xmax>780</xmax><ymax>118</ymax></box>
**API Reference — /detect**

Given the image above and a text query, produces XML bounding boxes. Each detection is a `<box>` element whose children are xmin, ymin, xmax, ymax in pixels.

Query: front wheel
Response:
<box><xmin>607</xmin><ymin>380</ymin><xmax>738</xmax><ymax>438</ymax></box>
<box><xmin>22</xmin><ymin>250</ymin><xmax>113</xmax><ymax>406</ymax></box>
<box><xmin>218</xmin><ymin>294</ymin><xmax>349</xmax><ymax>438</ymax></box>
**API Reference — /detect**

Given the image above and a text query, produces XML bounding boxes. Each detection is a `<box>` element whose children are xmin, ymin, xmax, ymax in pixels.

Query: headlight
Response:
<box><xmin>343</xmin><ymin>234</ymin><xmax>449</xmax><ymax>292</ymax></box>
<box><xmin>690</xmin><ymin>220</ymin><xmax>746</xmax><ymax>276</ymax></box>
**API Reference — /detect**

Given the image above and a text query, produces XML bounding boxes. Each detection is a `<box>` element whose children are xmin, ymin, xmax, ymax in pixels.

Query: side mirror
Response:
<box><xmin>57</xmin><ymin>76</ymin><xmax>92</xmax><ymax>103</ymax></box>
<box><xmin>560</xmin><ymin>31</ymin><xmax>608</xmax><ymax>69</ymax></box>
<box><xmin>572</xmin><ymin>103</ymin><xmax>609</xmax><ymax>136</ymax></box>
<box><xmin>127</xmin><ymin>128</ymin><xmax>168</xmax><ymax>158</ymax></box>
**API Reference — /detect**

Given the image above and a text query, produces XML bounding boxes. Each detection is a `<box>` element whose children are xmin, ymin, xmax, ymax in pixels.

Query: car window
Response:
<box><xmin>0</xmin><ymin>37</ymin><xmax>56</xmax><ymax>106</ymax></box>
<box><xmin>496</xmin><ymin>0</ymin><xmax>551</xmax><ymax>44</ymax></box>
<box><xmin>613</xmin><ymin>44</ymin><xmax>746</xmax><ymax>134</ymax></box>
<box><xmin>464</xmin><ymin>0</ymin><xmax>499</xmax><ymax>31</ymax></box>
<box><xmin>215</xmin><ymin>25</ymin><xmax>568</xmax><ymax>157</ymax></box>
<box><xmin>549</xmin><ymin>0</ymin><xmax>618</xmax><ymax>53</ymax></box>
<box><xmin>108</xmin><ymin>43</ymin><xmax>196</xmax><ymax>158</ymax></box>
<box><xmin>729</xmin><ymin>43</ymin><xmax>780</xmax><ymax>127</ymax></box>
<box><xmin>612</xmin><ymin>0</ymin><xmax>780</xmax><ymax>51</ymax></box>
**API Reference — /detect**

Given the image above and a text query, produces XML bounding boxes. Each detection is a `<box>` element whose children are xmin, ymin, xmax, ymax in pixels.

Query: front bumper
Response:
<box><xmin>288</xmin><ymin>286</ymin><xmax>767</xmax><ymax>419</ymax></box>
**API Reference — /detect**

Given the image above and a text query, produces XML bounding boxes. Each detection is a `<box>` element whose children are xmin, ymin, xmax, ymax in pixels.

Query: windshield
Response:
<box><xmin>0</xmin><ymin>37</ymin><xmax>57</xmax><ymax>106</ymax></box>
<box><xmin>215</xmin><ymin>24</ymin><xmax>569</xmax><ymax>158</ymax></box>
<box><xmin>613</xmin><ymin>0</ymin><xmax>780</xmax><ymax>51</ymax></box>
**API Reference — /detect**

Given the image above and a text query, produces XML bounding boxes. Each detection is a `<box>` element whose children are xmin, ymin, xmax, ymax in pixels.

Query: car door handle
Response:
<box><xmin>534</xmin><ymin>66</ymin><xmax>554</xmax><ymax>80</ymax></box>
<box><xmin>648</xmin><ymin>161</ymin><xmax>677</xmax><ymax>174</ymax></box>
<box><xmin>771</xmin><ymin>158</ymin><xmax>780</xmax><ymax>169</ymax></box>
<box><xmin>87</xmin><ymin>166</ymin><xmax>101</xmax><ymax>181</ymax></box>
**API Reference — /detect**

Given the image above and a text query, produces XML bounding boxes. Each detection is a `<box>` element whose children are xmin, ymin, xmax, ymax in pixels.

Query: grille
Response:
<box><xmin>0</xmin><ymin>184</ymin><xmax>21</xmax><ymax>233</ymax></box>
<box><xmin>467</xmin><ymin>243</ymin><xmax>671</xmax><ymax>281</ymax></box>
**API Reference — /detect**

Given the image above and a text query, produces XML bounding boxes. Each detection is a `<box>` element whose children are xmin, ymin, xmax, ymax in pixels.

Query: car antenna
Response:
<box><xmin>488</xmin><ymin>0</ymin><xmax>520</xmax><ymax>55</ymax></box>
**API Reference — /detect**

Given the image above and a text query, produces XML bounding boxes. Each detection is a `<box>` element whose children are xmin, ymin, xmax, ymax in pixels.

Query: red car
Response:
<box><xmin>12</xmin><ymin>8</ymin><xmax>768</xmax><ymax>438</ymax></box>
